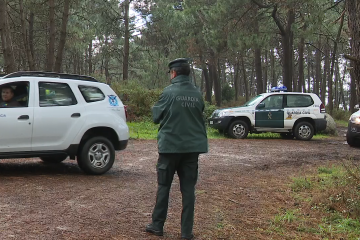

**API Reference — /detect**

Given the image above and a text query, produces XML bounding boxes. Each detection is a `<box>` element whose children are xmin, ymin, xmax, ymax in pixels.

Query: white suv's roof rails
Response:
<box><xmin>3</xmin><ymin>71</ymin><xmax>98</xmax><ymax>82</ymax></box>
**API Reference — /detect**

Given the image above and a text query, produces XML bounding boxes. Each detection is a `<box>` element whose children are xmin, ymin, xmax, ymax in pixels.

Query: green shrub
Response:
<box><xmin>221</xmin><ymin>83</ymin><xmax>235</xmax><ymax>102</ymax></box>
<box><xmin>329</xmin><ymin>108</ymin><xmax>352</xmax><ymax>122</ymax></box>
<box><xmin>204</xmin><ymin>101</ymin><xmax>218</xmax><ymax>120</ymax></box>
<box><xmin>111</xmin><ymin>81</ymin><xmax>162</xmax><ymax>121</ymax></box>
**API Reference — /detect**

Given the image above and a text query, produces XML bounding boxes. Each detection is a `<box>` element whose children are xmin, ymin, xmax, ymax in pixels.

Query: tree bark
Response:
<box><xmin>315</xmin><ymin>38</ymin><xmax>321</xmax><ymax>96</ymax></box>
<box><xmin>272</xmin><ymin>6</ymin><xmax>295</xmax><ymax>91</ymax></box>
<box><xmin>54</xmin><ymin>0</ymin><xmax>71</xmax><ymax>73</ymax></box>
<box><xmin>240</xmin><ymin>54</ymin><xmax>249</xmax><ymax>101</ymax></box>
<box><xmin>123</xmin><ymin>0</ymin><xmax>130</xmax><ymax>81</ymax></box>
<box><xmin>209</xmin><ymin>51</ymin><xmax>221</xmax><ymax>106</ymax></box>
<box><xmin>254</xmin><ymin>48</ymin><xmax>263</xmax><ymax>94</ymax></box>
<box><xmin>234</xmin><ymin>57</ymin><xmax>240</xmax><ymax>101</ymax></box>
<box><xmin>29</xmin><ymin>12</ymin><xmax>34</xmax><ymax>64</ymax></box>
<box><xmin>199</xmin><ymin>51</ymin><xmax>212</xmax><ymax>104</ymax></box>
<box><xmin>46</xmin><ymin>0</ymin><xmax>56</xmax><ymax>71</ymax></box>
<box><xmin>0</xmin><ymin>0</ymin><xmax>16</xmax><ymax>73</ymax></box>
<box><xmin>19</xmin><ymin>0</ymin><xmax>35</xmax><ymax>70</ymax></box>
<box><xmin>270</xmin><ymin>48</ymin><xmax>276</xmax><ymax>88</ymax></box>
<box><xmin>298</xmin><ymin>37</ymin><xmax>305</xmax><ymax>92</ymax></box>
<box><xmin>327</xmin><ymin>10</ymin><xmax>345</xmax><ymax>114</ymax></box>
<box><xmin>346</xmin><ymin>0</ymin><xmax>360</xmax><ymax>107</ymax></box>
<box><xmin>322</xmin><ymin>41</ymin><xmax>330</xmax><ymax>104</ymax></box>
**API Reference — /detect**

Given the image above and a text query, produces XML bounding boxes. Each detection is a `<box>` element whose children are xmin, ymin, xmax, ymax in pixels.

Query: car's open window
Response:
<box><xmin>78</xmin><ymin>85</ymin><xmax>105</xmax><ymax>103</ymax></box>
<box><xmin>0</xmin><ymin>81</ymin><xmax>30</xmax><ymax>108</ymax></box>
<box><xmin>39</xmin><ymin>82</ymin><xmax>77</xmax><ymax>107</ymax></box>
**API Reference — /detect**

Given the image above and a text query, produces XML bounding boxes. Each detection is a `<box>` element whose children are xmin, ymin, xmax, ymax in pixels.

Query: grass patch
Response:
<box><xmin>127</xmin><ymin>121</ymin><xmax>332</xmax><ymax>140</ymax></box>
<box><xmin>266</xmin><ymin>164</ymin><xmax>360</xmax><ymax>239</ymax></box>
<box><xmin>335</xmin><ymin>120</ymin><xmax>348</xmax><ymax>128</ymax></box>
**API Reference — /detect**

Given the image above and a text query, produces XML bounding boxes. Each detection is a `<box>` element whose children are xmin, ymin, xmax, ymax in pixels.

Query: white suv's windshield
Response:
<box><xmin>243</xmin><ymin>94</ymin><xmax>264</xmax><ymax>106</ymax></box>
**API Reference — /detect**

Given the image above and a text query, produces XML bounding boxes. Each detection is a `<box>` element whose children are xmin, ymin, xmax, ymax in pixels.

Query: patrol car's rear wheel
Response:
<box><xmin>228</xmin><ymin>120</ymin><xmax>249</xmax><ymax>139</ymax></box>
<box><xmin>40</xmin><ymin>155</ymin><xmax>68</xmax><ymax>163</ymax></box>
<box><xmin>77</xmin><ymin>137</ymin><xmax>115</xmax><ymax>175</ymax></box>
<box><xmin>294</xmin><ymin>122</ymin><xmax>314</xmax><ymax>141</ymax></box>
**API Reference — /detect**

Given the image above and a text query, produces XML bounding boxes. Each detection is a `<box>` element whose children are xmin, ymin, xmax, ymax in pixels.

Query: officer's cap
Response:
<box><xmin>168</xmin><ymin>58</ymin><xmax>189</xmax><ymax>72</ymax></box>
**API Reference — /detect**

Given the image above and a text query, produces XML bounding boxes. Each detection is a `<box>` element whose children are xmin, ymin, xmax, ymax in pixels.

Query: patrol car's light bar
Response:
<box><xmin>270</xmin><ymin>86</ymin><xmax>287</xmax><ymax>92</ymax></box>
<box><xmin>3</xmin><ymin>71</ymin><xmax>98</xmax><ymax>82</ymax></box>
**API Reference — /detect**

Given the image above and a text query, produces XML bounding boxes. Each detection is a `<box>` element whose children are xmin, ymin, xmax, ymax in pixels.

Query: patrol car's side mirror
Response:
<box><xmin>257</xmin><ymin>103</ymin><xmax>265</xmax><ymax>109</ymax></box>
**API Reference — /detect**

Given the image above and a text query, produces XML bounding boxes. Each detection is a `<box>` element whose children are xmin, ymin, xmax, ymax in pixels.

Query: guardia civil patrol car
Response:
<box><xmin>347</xmin><ymin>109</ymin><xmax>360</xmax><ymax>147</ymax></box>
<box><xmin>0</xmin><ymin>71</ymin><xmax>129</xmax><ymax>175</ymax></box>
<box><xmin>208</xmin><ymin>86</ymin><xmax>327</xmax><ymax>140</ymax></box>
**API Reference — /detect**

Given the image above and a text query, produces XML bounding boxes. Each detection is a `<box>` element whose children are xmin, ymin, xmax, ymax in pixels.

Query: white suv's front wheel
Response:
<box><xmin>228</xmin><ymin>120</ymin><xmax>249</xmax><ymax>139</ymax></box>
<box><xmin>77</xmin><ymin>137</ymin><xmax>115</xmax><ymax>175</ymax></box>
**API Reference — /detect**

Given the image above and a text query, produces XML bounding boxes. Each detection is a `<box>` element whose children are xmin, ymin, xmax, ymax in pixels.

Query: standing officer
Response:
<box><xmin>146</xmin><ymin>58</ymin><xmax>208</xmax><ymax>240</ymax></box>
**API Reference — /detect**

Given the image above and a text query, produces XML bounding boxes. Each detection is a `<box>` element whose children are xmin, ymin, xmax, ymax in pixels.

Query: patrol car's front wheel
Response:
<box><xmin>77</xmin><ymin>137</ymin><xmax>115</xmax><ymax>175</ymax></box>
<box><xmin>228</xmin><ymin>120</ymin><xmax>249</xmax><ymax>139</ymax></box>
<box><xmin>294</xmin><ymin>122</ymin><xmax>314</xmax><ymax>141</ymax></box>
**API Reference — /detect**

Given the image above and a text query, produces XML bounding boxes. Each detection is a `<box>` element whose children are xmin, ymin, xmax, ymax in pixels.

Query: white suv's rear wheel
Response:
<box><xmin>294</xmin><ymin>122</ymin><xmax>314</xmax><ymax>141</ymax></box>
<box><xmin>77</xmin><ymin>137</ymin><xmax>115</xmax><ymax>175</ymax></box>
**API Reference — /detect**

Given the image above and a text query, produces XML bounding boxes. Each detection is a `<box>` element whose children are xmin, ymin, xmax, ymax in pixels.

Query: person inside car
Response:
<box><xmin>1</xmin><ymin>86</ymin><xmax>21</xmax><ymax>107</ymax></box>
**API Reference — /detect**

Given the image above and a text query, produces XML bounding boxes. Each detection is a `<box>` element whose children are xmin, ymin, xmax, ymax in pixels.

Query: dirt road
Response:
<box><xmin>1</xmin><ymin>130</ymin><xmax>359</xmax><ymax>240</ymax></box>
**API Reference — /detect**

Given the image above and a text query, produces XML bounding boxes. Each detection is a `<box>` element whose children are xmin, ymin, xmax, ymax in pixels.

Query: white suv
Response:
<box><xmin>0</xmin><ymin>71</ymin><xmax>129</xmax><ymax>175</ymax></box>
<box><xmin>208</xmin><ymin>87</ymin><xmax>327</xmax><ymax>140</ymax></box>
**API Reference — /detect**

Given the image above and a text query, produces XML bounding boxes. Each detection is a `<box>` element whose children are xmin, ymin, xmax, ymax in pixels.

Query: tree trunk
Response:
<box><xmin>254</xmin><ymin>48</ymin><xmax>263</xmax><ymax>94</ymax></box>
<box><xmin>29</xmin><ymin>12</ymin><xmax>35</xmax><ymax>64</ymax></box>
<box><xmin>104</xmin><ymin>37</ymin><xmax>110</xmax><ymax>84</ymax></box>
<box><xmin>275</xmin><ymin>8</ymin><xmax>295</xmax><ymax>91</ymax></box>
<box><xmin>263</xmin><ymin>50</ymin><xmax>268</xmax><ymax>92</ymax></box>
<box><xmin>0</xmin><ymin>0</ymin><xmax>16</xmax><ymax>73</ymax></box>
<box><xmin>350</xmin><ymin>61</ymin><xmax>357</xmax><ymax>113</ymax></box>
<box><xmin>270</xmin><ymin>48</ymin><xmax>276</xmax><ymax>88</ymax></box>
<box><xmin>298</xmin><ymin>37</ymin><xmax>305</xmax><ymax>92</ymax></box>
<box><xmin>19</xmin><ymin>0</ymin><xmax>35</xmax><ymax>70</ymax></box>
<box><xmin>240</xmin><ymin>54</ymin><xmax>249</xmax><ymax>101</ymax></box>
<box><xmin>54</xmin><ymin>0</ymin><xmax>70</xmax><ymax>73</ymax></box>
<box><xmin>46</xmin><ymin>0</ymin><xmax>56</xmax><ymax>71</ymax></box>
<box><xmin>234</xmin><ymin>58</ymin><xmax>240</xmax><ymax>101</ymax></box>
<box><xmin>327</xmin><ymin>10</ymin><xmax>345</xmax><ymax>114</ymax></box>
<box><xmin>88</xmin><ymin>40</ymin><xmax>93</xmax><ymax>74</ymax></box>
<box><xmin>322</xmin><ymin>41</ymin><xmax>330</xmax><ymax>103</ymax></box>
<box><xmin>346</xmin><ymin>0</ymin><xmax>360</xmax><ymax>107</ymax></box>
<box><xmin>123</xmin><ymin>0</ymin><xmax>130</xmax><ymax>81</ymax></box>
<box><xmin>209</xmin><ymin>51</ymin><xmax>221</xmax><ymax>106</ymax></box>
<box><xmin>199</xmin><ymin>51</ymin><xmax>212</xmax><ymax>104</ymax></box>
<box><xmin>315</xmin><ymin>38</ymin><xmax>321</xmax><ymax>96</ymax></box>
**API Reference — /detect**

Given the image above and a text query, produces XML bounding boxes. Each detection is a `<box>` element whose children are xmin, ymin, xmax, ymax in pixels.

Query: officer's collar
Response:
<box><xmin>171</xmin><ymin>75</ymin><xmax>190</xmax><ymax>84</ymax></box>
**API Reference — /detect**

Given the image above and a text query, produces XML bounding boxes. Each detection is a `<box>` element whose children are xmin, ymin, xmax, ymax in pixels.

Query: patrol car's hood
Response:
<box><xmin>212</xmin><ymin>105</ymin><xmax>253</xmax><ymax>118</ymax></box>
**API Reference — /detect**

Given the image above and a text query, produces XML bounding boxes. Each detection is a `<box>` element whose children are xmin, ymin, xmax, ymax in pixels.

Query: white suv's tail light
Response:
<box><xmin>124</xmin><ymin>105</ymin><xmax>128</xmax><ymax>120</ymax></box>
<box><xmin>320</xmin><ymin>103</ymin><xmax>326</xmax><ymax>113</ymax></box>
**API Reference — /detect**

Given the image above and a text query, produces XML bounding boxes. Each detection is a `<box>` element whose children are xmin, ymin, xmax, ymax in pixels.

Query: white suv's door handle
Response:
<box><xmin>71</xmin><ymin>113</ymin><xmax>81</xmax><ymax>118</ymax></box>
<box><xmin>18</xmin><ymin>115</ymin><xmax>29</xmax><ymax>120</ymax></box>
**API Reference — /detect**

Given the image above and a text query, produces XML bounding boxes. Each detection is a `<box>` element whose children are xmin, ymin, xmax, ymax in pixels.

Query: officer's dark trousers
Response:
<box><xmin>151</xmin><ymin>153</ymin><xmax>199</xmax><ymax>236</ymax></box>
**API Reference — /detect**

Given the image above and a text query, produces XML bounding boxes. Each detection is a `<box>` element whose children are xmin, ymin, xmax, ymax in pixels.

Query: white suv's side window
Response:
<box><xmin>78</xmin><ymin>85</ymin><xmax>105</xmax><ymax>103</ymax></box>
<box><xmin>0</xmin><ymin>81</ymin><xmax>30</xmax><ymax>108</ymax></box>
<box><xmin>39</xmin><ymin>82</ymin><xmax>77</xmax><ymax>107</ymax></box>
<box><xmin>259</xmin><ymin>95</ymin><xmax>283</xmax><ymax>109</ymax></box>
<box><xmin>286</xmin><ymin>95</ymin><xmax>314</xmax><ymax>108</ymax></box>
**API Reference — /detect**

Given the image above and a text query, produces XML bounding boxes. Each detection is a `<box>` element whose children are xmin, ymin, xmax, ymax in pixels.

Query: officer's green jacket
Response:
<box><xmin>152</xmin><ymin>75</ymin><xmax>208</xmax><ymax>153</ymax></box>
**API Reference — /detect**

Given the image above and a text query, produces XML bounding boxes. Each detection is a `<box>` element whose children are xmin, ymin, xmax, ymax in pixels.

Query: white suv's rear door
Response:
<box><xmin>31</xmin><ymin>80</ymin><xmax>85</xmax><ymax>151</ymax></box>
<box><xmin>0</xmin><ymin>80</ymin><xmax>33</xmax><ymax>152</ymax></box>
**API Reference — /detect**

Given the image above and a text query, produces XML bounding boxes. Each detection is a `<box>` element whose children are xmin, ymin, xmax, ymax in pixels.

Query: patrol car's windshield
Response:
<box><xmin>243</xmin><ymin>94</ymin><xmax>263</xmax><ymax>106</ymax></box>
